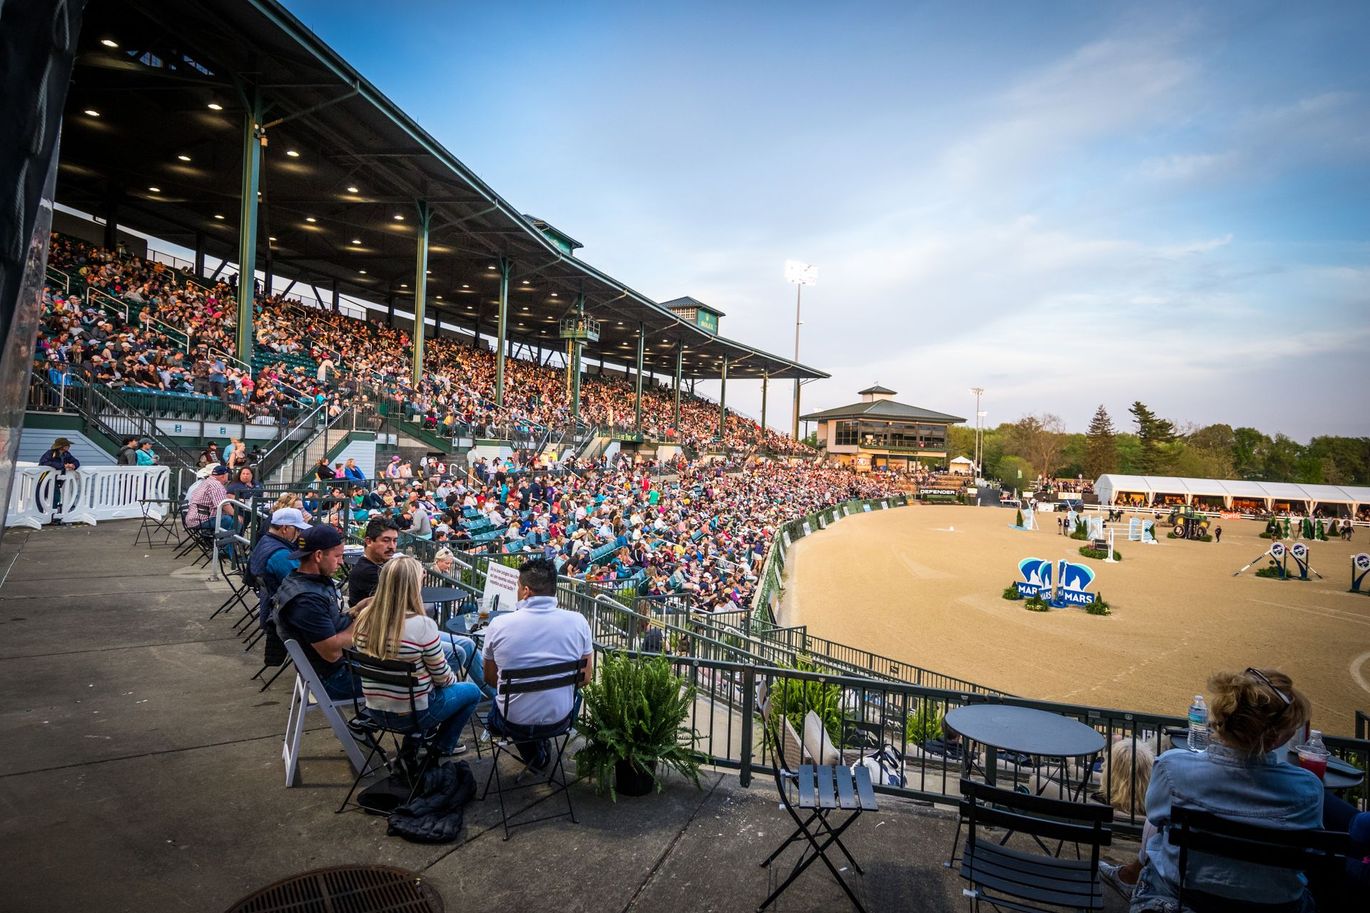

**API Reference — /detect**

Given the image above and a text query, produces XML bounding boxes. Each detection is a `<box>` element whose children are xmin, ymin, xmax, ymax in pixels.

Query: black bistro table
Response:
<box><xmin>422</xmin><ymin>586</ymin><xmax>470</xmax><ymax>629</ymax></box>
<box><xmin>945</xmin><ymin>704</ymin><xmax>1106</xmax><ymax>790</ymax></box>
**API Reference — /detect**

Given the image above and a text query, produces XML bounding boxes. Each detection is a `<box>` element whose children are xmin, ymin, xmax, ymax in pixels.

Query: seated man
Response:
<box><xmin>187</xmin><ymin>464</ymin><xmax>236</xmax><ymax>539</ymax></box>
<box><xmin>274</xmin><ymin>525</ymin><xmax>356</xmax><ymax>699</ymax></box>
<box><xmin>247</xmin><ymin>507</ymin><xmax>310</xmax><ymax>633</ymax></box>
<box><xmin>483</xmin><ymin>557</ymin><xmax>593</xmax><ymax>769</ymax></box>
<box><xmin>347</xmin><ymin>517</ymin><xmax>398</xmax><ymax>608</ymax></box>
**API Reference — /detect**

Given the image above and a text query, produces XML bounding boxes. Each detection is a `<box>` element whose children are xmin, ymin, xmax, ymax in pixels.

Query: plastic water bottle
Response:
<box><xmin>1187</xmin><ymin>695</ymin><xmax>1209</xmax><ymax>751</ymax></box>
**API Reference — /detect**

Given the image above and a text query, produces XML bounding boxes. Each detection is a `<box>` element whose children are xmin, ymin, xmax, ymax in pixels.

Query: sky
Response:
<box><xmin>282</xmin><ymin>0</ymin><xmax>1370</xmax><ymax>440</ymax></box>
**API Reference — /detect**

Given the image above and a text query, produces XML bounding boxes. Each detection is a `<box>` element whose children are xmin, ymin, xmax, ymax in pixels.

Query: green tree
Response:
<box><xmin>1261</xmin><ymin>434</ymin><xmax>1302</xmax><ymax>481</ymax></box>
<box><xmin>1129</xmin><ymin>401</ymin><xmax>1177</xmax><ymax>474</ymax></box>
<box><xmin>1008</xmin><ymin>414</ymin><xmax>1066</xmax><ymax>480</ymax></box>
<box><xmin>1232</xmin><ymin>427</ymin><xmax>1270</xmax><ymax>480</ymax></box>
<box><xmin>1084</xmin><ymin>405</ymin><xmax>1118</xmax><ymax>479</ymax></box>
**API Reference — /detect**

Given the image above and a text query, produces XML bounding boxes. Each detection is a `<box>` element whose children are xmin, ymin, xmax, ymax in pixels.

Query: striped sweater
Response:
<box><xmin>354</xmin><ymin>614</ymin><xmax>456</xmax><ymax>713</ymax></box>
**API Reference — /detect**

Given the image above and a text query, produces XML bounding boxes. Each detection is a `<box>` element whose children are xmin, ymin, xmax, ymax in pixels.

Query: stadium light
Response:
<box><xmin>100</xmin><ymin>38</ymin><xmax>118</xmax><ymax>48</ymax></box>
<box><xmin>971</xmin><ymin>387</ymin><xmax>985</xmax><ymax>479</ymax></box>
<box><xmin>785</xmin><ymin>260</ymin><xmax>817</xmax><ymax>439</ymax></box>
<box><xmin>346</xmin><ymin>185</ymin><xmax>359</xmax><ymax>193</ymax></box>
<box><xmin>177</xmin><ymin>154</ymin><xmax>191</xmax><ymax>162</ymax></box>
<box><xmin>207</xmin><ymin>102</ymin><xmax>223</xmax><ymax>111</ymax></box>
<box><xmin>83</xmin><ymin>109</ymin><xmax>100</xmax><ymax>118</ymax></box>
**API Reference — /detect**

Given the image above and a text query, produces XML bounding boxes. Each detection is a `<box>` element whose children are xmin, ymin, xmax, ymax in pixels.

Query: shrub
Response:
<box><xmin>1069</xmin><ymin>518</ymin><xmax>1089</xmax><ymax>540</ymax></box>
<box><xmin>768</xmin><ymin>660</ymin><xmax>844</xmax><ymax>743</ymax></box>
<box><xmin>1014</xmin><ymin>508</ymin><xmax>1024</xmax><ymax>527</ymax></box>
<box><xmin>1002</xmin><ymin>585</ymin><xmax>1024</xmax><ymax>600</ymax></box>
<box><xmin>1254</xmin><ymin>565</ymin><xmax>1286</xmax><ymax>579</ymax></box>
<box><xmin>1085</xmin><ymin>597</ymin><xmax>1112</xmax><ymax>616</ymax></box>
<box><xmin>1024</xmin><ymin>596</ymin><xmax>1051</xmax><ymax>612</ymax></box>
<box><xmin>1078</xmin><ymin>546</ymin><xmax>1122</xmax><ymax>561</ymax></box>
<box><xmin>904</xmin><ymin>701</ymin><xmax>944</xmax><ymax>744</ymax></box>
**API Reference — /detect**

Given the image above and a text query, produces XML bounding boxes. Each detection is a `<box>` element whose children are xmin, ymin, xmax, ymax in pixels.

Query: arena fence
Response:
<box><xmin>590</xmin><ymin>649</ymin><xmax>1370</xmax><ymax>834</ymax></box>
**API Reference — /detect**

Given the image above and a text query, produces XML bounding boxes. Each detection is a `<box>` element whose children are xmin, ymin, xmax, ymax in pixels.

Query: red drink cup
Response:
<box><xmin>1296</xmin><ymin>749</ymin><xmax>1328</xmax><ymax>781</ymax></box>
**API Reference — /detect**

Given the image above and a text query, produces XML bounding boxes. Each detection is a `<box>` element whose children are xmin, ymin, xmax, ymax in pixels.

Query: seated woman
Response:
<box><xmin>1130</xmin><ymin>669</ymin><xmax>1323</xmax><ymax>912</ymax></box>
<box><xmin>350</xmin><ymin>556</ymin><xmax>483</xmax><ymax>759</ymax></box>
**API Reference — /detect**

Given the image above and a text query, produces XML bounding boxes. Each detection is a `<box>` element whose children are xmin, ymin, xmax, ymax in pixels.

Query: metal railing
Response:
<box><xmin>85</xmin><ymin>286</ymin><xmax>191</xmax><ymax>351</ymax></box>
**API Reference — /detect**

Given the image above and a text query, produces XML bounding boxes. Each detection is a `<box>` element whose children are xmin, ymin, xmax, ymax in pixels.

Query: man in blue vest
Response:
<box><xmin>248</xmin><ymin>507</ymin><xmax>311</xmax><ymax>631</ymax></box>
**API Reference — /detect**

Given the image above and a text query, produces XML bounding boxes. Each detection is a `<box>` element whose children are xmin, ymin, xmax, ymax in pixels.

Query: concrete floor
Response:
<box><xmin>0</xmin><ymin>522</ymin><xmax>1136</xmax><ymax>913</ymax></box>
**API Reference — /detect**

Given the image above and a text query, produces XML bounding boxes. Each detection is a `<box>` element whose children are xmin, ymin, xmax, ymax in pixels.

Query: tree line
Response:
<box><xmin>948</xmin><ymin>403</ymin><xmax>1370</xmax><ymax>486</ymax></box>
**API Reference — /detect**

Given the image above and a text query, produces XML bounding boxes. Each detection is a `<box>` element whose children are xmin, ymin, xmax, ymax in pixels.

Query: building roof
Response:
<box><xmin>660</xmin><ymin>296</ymin><xmax>726</xmax><ymax>317</ymax></box>
<box><xmin>54</xmin><ymin>0</ymin><xmax>821</xmax><ymax>381</ymax></box>
<box><xmin>799</xmin><ymin>399</ymin><xmax>966</xmax><ymax>423</ymax></box>
<box><xmin>1094</xmin><ymin>474</ymin><xmax>1370</xmax><ymax>505</ymax></box>
<box><xmin>857</xmin><ymin>384</ymin><xmax>896</xmax><ymax>395</ymax></box>
<box><xmin>949</xmin><ymin>456</ymin><xmax>975</xmax><ymax>464</ymax></box>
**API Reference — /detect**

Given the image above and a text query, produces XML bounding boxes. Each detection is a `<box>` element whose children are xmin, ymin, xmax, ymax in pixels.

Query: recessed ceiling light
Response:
<box><xmin>393</xmin><ymin>214</ymin><xmax>405</xmax><ymax>221</ymax></box>
<box><xmin>550</xmin><ymin>292</ymin><xmax>558</xmax><ymax>297</ymax></box>
<box><xmin>522</xmin><ymin>280</ymin><xmax>530</xmax><ymax>285</ymax></box>
<box><xmin>461</xmin><ymin>284</ymin><xmax>469</xmax><ymax>289</ymax></box>
<box><xmin>177</xmin><ymin>154</ymin><xmax>192</xmax><ymax>162</ymax></box>
<box><xmin>268</xmin><ymin>236</ymin><xmax>277</xmax><ymax>241</ymax></box>
<box><xmin>100</xmin><ymin>38</ymin><xmax>119</xmax><ymax>48</ymax></box>
<box><xmin>350</xmin><ymin>238</ymin><xmax>361</xmax><ymax>245</ymax></box>
<box><xmin>487</xmin><ymin>265</ymin><xmax>496</xmax><ymax>270</ymax></box>
<box><xmin>358</xmin><ymin>269</ymin><xmax>367</xmax><ymax>275</ymax></box>
<box><xmin>285</xmin><ymin>149</ymin><xmax>300</xmax><ymax>158</ymax></box>
<box><xmin>426</xmin><ymin>269</ymin><xmax>432</xmax><ymax>275</ymax></box>
<box><xmin>214</xmin><ymin>214</ymin><xmax>225</xmax><ymax>221</ymax></box>
<box><xmin>305</xmin><ymin>216</ymin><xmax>316</xmax><ymax>223</ymax></box>
<box><xmin>521</xmin><ymin>306</ymin><xmax>529</xmax><ymax>312</ymax></box>
<box><xmin>400</xmin><ymin>283</ymin><xmax>408</xmax><ymax>288</ymax></box>
<box><xmin>83</xmin><ymin>109</ymin><xmax>100</xmax><ymax>118</ymax></box>
<box><xmin>147</xmin><ymin>185</ymin><xmax>160</xmax><ymax>193</ymax></box>
<box><xmin>346</xmin><ymin>185</ymin><xmax>359</xmax><ymax>194</ymax></box>
<box><xmin>207</xmin><ymin>102</ymin><xmax>223</xmax><ymax>111</ymax></box>
<box><xmin>436</xmin><ymin>295</ymin><xmax>443</xmax><ymax>300</ymax></box>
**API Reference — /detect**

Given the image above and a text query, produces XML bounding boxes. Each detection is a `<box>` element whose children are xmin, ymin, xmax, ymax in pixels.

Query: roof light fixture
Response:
<box><xmin>214</xmin><ymin>214</ymin><xmax>225</xmax><ymax>221</ymax></box>
<box><xmin>207</xmin><ymin>102</ymin><xmax>223</xmax><ymax>111</ymax></box>
<box><xmin>346</xmin><ymin>185</ymin><xmax>359</xmax><ymax>194</ymax></box>
<box><xmin>147</xmin><ymin>186</ymin><xmax>160</xmax><ymax>193</ymax></box>
<box><xmin>100</xmin><ymin>38</ymin><xmax>119</xmax><ymax>48</ymax></box>
<box><xmin>268</xmin><ymin>236</ymin><xmax>277</xmax><ymax>241</ymax></box>
<box><xmin>393</xmin><ymin>214</ymin><xmax>404</xmax><ymax>221</ymax></box>
<box><xmin>83</xmin><ymin>109</ymin><xmax>101</xmax><ymax>118</ymax></box>
<box><xmin>358</xmin><ymin>269</ymin><xmax>367</xmax><ymax>275</ymax></box>
<box><xmin>350</xmin><ymin>238</ymin><xmax>361</xmax><ymax>245</ymax></box>
<box><xmin>177</xmin><ymin>154</ymin><xmax>192</xmax><ymax>162</ymax></box>
<box><xmin>305</xmin><ymin>216</ymin><xmax>316</xmax><ymax>223</ymax></box>
<box><xmin>400</xmin><ymin>283</ymin><xmax>408</xmax><ymax>288</ymax></box>
<box><xmin>285</xmin><ymin>149</ymin><xmax>300</xmax><ymax>158</ymax></box>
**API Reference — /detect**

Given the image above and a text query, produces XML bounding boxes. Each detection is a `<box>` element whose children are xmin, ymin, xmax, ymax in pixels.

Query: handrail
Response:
<box><xmin>256</xmin><ymin>399</ymin><xmax>331</xmax><ymax>482</ymax></box>
<box><xmin>45</xmin><ymin>265</ymin><xmax>72</xmax><ymax>294</ymax></box>
<box><xmin>84</xmin><ymin>286</ymin><xmax>191</xmax><ymax>351</ymax></box>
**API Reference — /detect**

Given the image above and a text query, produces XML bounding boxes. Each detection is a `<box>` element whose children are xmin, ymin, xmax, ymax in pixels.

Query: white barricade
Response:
<box><xmin>5</xmin><ymin>467</ymin><xmax>58</xmax><ymax>529</ymax></box>
<box><xmin>55</xmin><ymin>466</ymin><xmax>171</xmax><ymax>526</ymax></box>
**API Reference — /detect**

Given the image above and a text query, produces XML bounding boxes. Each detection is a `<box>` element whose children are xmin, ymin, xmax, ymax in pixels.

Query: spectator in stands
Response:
<box><xmin>274</xmin><ymin>524</ymin><xmax>357</xmax><ymax>699</ymax></box>
<box><xmin>347</xmin><ymin>517</ymin><xmax>398</xmax><ymax>607</ymax></box>
<box><xmin>226</xmin><ymin>467</ymin><xmax>262</xmax><ymax>503</ymax></box>
<box><xmin>116</xmin><ymin>436</ymin><xmax>139</xmax><ymax>465</ymax></box>
<box><xmin>483</xmin><ymin>557</ymin><xmax>593</xmax><ymax>770</ymax></box>
<box><xmin>187</xmin><ymin>464</ymin><xmax>236</xmax><ymax>541</ymax></box>
<box><xmin>1129</xmin><ymin>668</ymin><xmax>1321</xmax><ymax>912</ymax></box>
<box><xmin>198</xmin><ymin>442</ymin><xmax>219</xmax><ymax>468</ymax></box>
<box><xmin>313</xmin><ymin>457</ymin><xmax>335</xmax><ymax>483</ymax></box>
<box><xmin>135</xmin><ymin>439</ymin><xmax>156</xmax><ymax>465</ymax></box>
<box><xmin>248</xmin><ymin>507</ymin><xmax>310</xmax><ymax>633</ymax></box>
<box><xmin>39</xmin><ymin>437</ymin><xmax>80</xmax><ymax>473</ymax></box>
<box><xmin>350</xmin><ymin>556</ymin><xmax>482</xmax><ymax>758</ymax></box>
<box><xmin>342</xmin><ymin>457</ymin><xmax>365</xmax><ymax>482</ymax></box>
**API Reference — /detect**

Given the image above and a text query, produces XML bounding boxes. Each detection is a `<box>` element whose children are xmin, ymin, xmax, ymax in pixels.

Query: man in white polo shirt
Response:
<box><xmin>483</xmin><ymin>557</ymin><xmax>593</xmax><ymax>770</ymax></box>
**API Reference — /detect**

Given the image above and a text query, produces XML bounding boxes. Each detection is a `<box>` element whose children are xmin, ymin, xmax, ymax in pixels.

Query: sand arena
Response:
<box><xmin>781</xmin><ymin>504</ymin><xmax>1370</xmax><ymax>733</ymax></box>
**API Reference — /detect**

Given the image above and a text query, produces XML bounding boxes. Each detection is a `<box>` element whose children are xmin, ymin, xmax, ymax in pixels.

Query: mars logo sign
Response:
<box><xmin>1352</xmin><ymin>553</ymin><xmax>1370</xmax><ymax>593</ymax></box>
<box><xmin>1015</xmin><ymin>558</ymin><xmax>1054</xmax><ymax>598</ymax></box>
<box><xmin>1052</xmin><ymin>559</ymin><xmax>1097</xmax><ymax>607</ymax></box>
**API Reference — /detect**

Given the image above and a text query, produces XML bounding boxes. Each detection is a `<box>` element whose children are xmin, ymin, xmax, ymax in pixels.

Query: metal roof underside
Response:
<box><xmin>799</xmin><ymin>399</ymin><xmax>967</xmax><ymax>423</ymax></box>
<box><xmin>55</xmin><ymin>0</ymin><xmax>826</xmax><ymax>382</ymax></box>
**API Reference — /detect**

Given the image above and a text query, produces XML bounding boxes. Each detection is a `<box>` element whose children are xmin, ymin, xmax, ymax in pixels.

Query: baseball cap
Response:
<box><xmin>289</xmin><ymin>524</ymin><xmax>344</xmax><ymax>559</ymax></box>
<box><xmin>210</xmin><ymin>464</ymin><xmax>229</xmax><ymax>476</ymax></box>
<box><xmin>270</xmin><ymin>507</ymin><xmax>311</xmax><ymax>531</ymax></box>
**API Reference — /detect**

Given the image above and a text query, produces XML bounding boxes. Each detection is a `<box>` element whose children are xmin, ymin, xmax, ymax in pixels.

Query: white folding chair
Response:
<box><xmin>281</xmin><ymin>638</ymin><xmax>368</xmax><ymax>787</ymax></box>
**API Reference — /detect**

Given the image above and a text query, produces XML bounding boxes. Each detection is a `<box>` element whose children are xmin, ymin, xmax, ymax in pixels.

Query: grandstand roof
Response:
<box><xmin>55</xmin><ymin>0</ymin><xmax>825</xmax><ymax>381</ymax></box>
<box><xmin>1094</xmin><ymin>474</ymin><xmax>1370</xmax><ymax>506</ymax></box>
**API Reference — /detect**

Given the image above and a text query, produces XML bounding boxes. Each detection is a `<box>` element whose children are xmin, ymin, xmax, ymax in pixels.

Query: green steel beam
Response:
<box><xmin>718</xmin><ymin>355</ymin><xmax>728</xmax><ymax>440</ymax></box>
<box><xmin>634</xmin><ymin>321</ymin><xmax>644</xmax><ymax>432</ymax></box>
<box><xmin>235</xmin><ymin>92</ymin><xmax>263</xmax><ymax>363</ymax></box>
<box><xmin>494</xmin><ymin>257</ymin><xmax>511</xmax><ymax>407</ymax></box>
<box><xmin>571</xmin><ymin>293</ymin><xmax>584</xmax><ymax>424</ymax></box>
<box><xmin>673</xmin><ymin>342</ymin><xmax>682</xmax><ymax>431</ymax></box>
<box><xmin>760</xmin><ymin>370</ymin><xmax>768</xmax><ymax>446</ymax></box>
<box><xmin>410</xmin><ymin>200</ymin><xmax>430</xmax><ymax>387</ymax></box>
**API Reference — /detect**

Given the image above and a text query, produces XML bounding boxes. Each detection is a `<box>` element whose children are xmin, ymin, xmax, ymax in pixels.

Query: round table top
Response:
<box><xmin>944</xmin><ymin>704</ymin><xmax>1106</xmax><ymax>758</ymax></box>
<box><xmin>421</xmin><ymin>587</ymin><xmax>468</xmax><ymax>604</ymax></box>
<box><xmin>1165</xmin><ymin>732</ymin><xmax>1365</xmax><ymax>790</ymax></box>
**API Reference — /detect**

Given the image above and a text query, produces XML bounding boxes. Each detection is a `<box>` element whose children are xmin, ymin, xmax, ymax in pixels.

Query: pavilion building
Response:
<box><xmin>800</xmin><ymin>385</ymin><xmax>965</xmax><ymax>472</ymax></box>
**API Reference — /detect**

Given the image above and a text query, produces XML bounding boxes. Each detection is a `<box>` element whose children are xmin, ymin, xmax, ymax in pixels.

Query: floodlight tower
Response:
<box><xmin>785</xmin><ymin>260</ymin><xmax>817</xmax><ymax>440</ymax></box>
<box><xmin>971</xmin><ymin>386</ymin><xmax>985</xmax><ymax>477</ymax></box>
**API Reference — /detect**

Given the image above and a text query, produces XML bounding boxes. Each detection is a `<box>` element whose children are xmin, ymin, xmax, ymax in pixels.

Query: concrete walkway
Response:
<box><xmin>0</xmin><ymin>523</ymin><xmax>1135</xmax><ymax>913</ymax></box>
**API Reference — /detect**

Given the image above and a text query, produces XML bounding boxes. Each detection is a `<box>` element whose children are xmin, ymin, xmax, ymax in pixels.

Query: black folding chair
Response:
<box><xmin>134</xmin><ymin>497</ymin><xmax>179</xmax><ymax>547</ymax></box>
<box><xmin>759</xmin><ymin>719</ymin><xmax>878</xmax><ymax>913</ymax></box>
<box><xmin>335</xmin><ymin>648</ymin><xmax>444</xmax><ymax>815</ymax></box>
<box><xmin>480</xmin><ymin>656</ymin><xmax>586</xmax><ymax>840</ymax></box>
<box><xmin>1169</xmin><ymin>805</ymin><xmax>1351</xmax><ymax>913</ymax></box>
<box><xmin>957</xmin><ymin>778</ymin><xmax>1112</xmax><ymax>912</ymax></box>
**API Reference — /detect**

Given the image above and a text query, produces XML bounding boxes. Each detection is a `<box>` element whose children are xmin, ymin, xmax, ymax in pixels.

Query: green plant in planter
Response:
<box><xmin>1024</xmin><ymin>596</ymin><xmax>1051</xmax><ymax>612</ymax></box>
<box><xmin>1085</xmin><ymin>597</ymin><xmax>1112</xmax><ymax>616</ymax></box>
<box><xmin>904</xmin><ymin>701</ymin><xmax>944</xmax><ymax>744</ymax></box>
<box><xmin>576</xmin><ymin>652</ymin><xmax>703</xmax><ymax>800</ymax></box>
<box><xmin>1002</xmin><ymin>585</ymin><xmax>1024</xmax><ymax>600</ymax></box>
<box><xmin>1078</xmin><ymin>546</ymin><xmax>1122</xmax><ymax>561</ymax></box>
<box><xmin>767</xmin><ymin>660</ymin><xmax>844</xmax><ymax>744</ymax></box>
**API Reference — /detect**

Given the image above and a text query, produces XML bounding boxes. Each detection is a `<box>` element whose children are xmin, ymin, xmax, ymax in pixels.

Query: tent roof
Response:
<box><xmin>1094</xmin><ymin>474</ymin><xmax>1370</xmax><ymax>505</ymax></box>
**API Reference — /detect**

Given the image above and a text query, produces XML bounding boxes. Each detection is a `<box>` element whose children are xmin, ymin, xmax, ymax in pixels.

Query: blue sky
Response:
<box><xmin>283</xmin><ymin>0</ymin><xmax>1370</xmax><ymax>439</ymax></box>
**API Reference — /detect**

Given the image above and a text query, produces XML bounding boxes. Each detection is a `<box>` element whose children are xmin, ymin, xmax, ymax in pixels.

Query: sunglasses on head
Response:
<box><xmin>1245</xmin><ymin>667</ymin><xmax>1292</xmax><ymax>706</ymax></box>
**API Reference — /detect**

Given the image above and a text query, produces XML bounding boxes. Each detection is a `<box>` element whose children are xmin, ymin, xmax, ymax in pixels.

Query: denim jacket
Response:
<box><xmin>1132</xmin><ymin>744</ymin><xmax>1324</xmax><ymax>911</ymax></box>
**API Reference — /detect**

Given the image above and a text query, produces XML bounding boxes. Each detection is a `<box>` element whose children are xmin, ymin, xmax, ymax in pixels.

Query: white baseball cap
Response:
<box><xmin>270</xmin><ymin>507</ymin><xmax>312</xmax><ymax>531</ymax></box>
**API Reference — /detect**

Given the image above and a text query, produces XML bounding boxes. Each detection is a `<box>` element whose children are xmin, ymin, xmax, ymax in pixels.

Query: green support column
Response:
<box><xmin>718</xmin><ymin>355</ymin><xmax>728</xmax><ymax>440</ymax></box>
<box><xmin>410</xmin><ymin>201</ymin><xmax>430</xmax><ymax>387</ymax></box>
<box><xmin>235</xmin><ymin>92</ymin><xmax>263</xmax><ymax>364</ymax></box>
<box><xmin>571</xmin><ymin>293</ymin><xmax>585</xmax><ymax>424</ymax></box>
<box><xmin>760</xmin><ymin>371</ymin><xmax>769</xmax><ymax>446</ymax></box>
<box><xmin>673</xmin><ymin>343</ymin><xmax>682</xmax><ymax>431</ymax></box>
<box><xmin>495</xmin><ymin>257</ymin><xmax>511</xmax><ymax>407</ymax></box>
<box><xmin>634</xmin><ymin>322</ymin><xmax>645</xmax><ymax>433</ymax></box>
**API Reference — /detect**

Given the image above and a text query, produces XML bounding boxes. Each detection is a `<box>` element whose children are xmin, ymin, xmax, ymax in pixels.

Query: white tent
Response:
<box><xmin>1094</xmin><ymin>474</ymin><xmax>1368</xmax><ymax>515</ymax></box>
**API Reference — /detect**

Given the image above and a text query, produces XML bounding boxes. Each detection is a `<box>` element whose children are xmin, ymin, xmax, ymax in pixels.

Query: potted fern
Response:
<box><xmin>576</xmin><ymin>651</ymin><xmax>704</xmax><ymax>799</ymax></box>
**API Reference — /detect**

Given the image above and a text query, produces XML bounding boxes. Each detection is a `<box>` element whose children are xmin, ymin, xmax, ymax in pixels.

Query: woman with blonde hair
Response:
<box><xmin>350</xmin><ymin>556</ymin><xmax>481</xmax><ymax>757</ymax></box>
<box><xmin>1129</xmin><ymin>668</ymin><xmax>1323</xmax><ymax>912</ymax></box>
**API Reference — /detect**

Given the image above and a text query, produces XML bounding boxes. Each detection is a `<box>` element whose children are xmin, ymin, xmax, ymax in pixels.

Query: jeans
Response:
<box><xmin>437</xmin><ymin>632</ymin><xmax>496</xmax><ymax>701</ymax></box>
<box><xmin>486</xmin><ymin>693</ymin><xmax>582</xmax><ymax>767</ymax></box>
<box><xmin>320</xmin><ymin>662</ymin><xmax>361</xmax><ymax>701</ymax></box>
<box><xmin>363</xmin><ymin>681</ymin><xmax>483</xmax><ymax>756</ymax></box>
